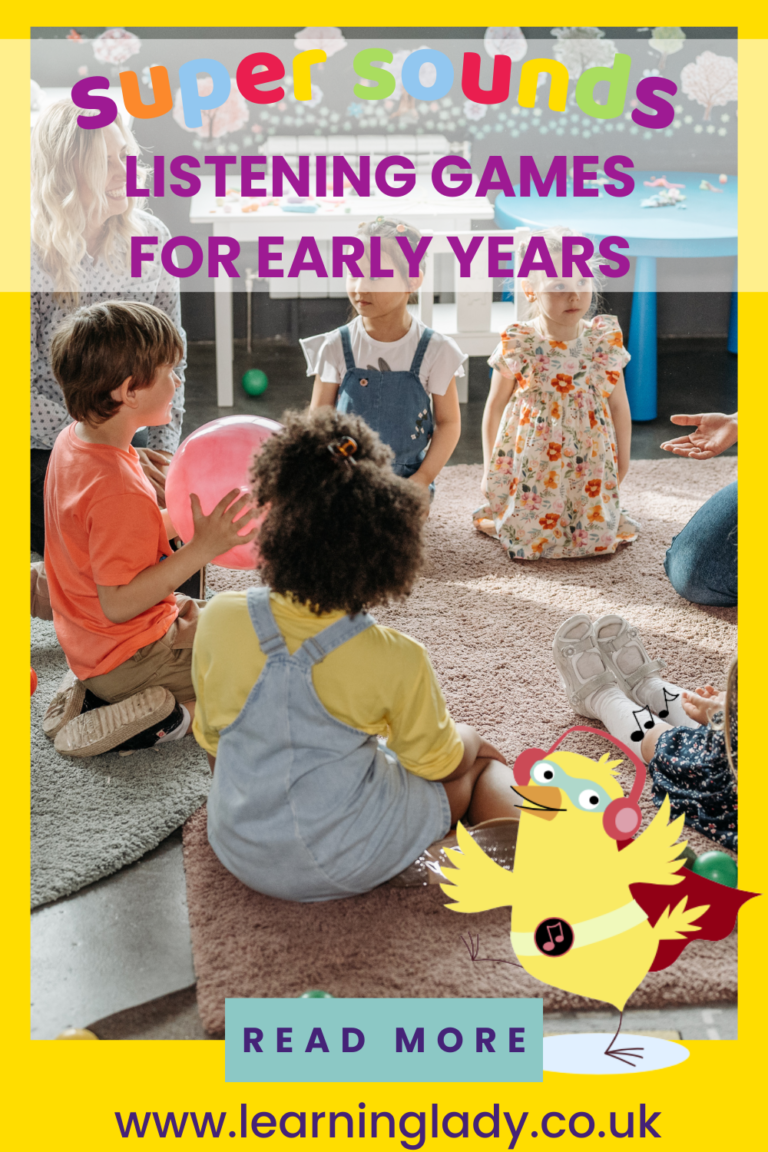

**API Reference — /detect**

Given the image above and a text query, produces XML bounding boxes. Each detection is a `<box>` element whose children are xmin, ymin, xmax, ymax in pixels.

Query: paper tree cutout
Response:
<box><xmin>681</xmin><ymin>51</ymin><xmax>738</xmax><ymax>120</ymax></box>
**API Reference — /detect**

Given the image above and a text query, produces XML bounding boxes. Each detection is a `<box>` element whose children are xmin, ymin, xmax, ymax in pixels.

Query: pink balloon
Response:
<box><xmin>166</xmin><ymin>415</ymin><xmax>282</xmax><ymax>569</ymax></box>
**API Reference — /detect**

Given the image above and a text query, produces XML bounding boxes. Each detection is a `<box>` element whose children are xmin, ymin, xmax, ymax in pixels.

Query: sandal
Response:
<box><xmin>42</xmin><ymin>670</ymin><xmax>86</xmax><ymax>739</ymax></box>
<box><xmin>53</xmin><ymin>686</ymin><xmax>180</xmax><ymax>758</ymax></box>
<box><xmin>594</xmin><ymin>614</ymin><xmax>666</xmax><ymax>706</ymax></box>
<box><xmin>552</xmin><ymin>614</ymin><xmax>618</xmax><ymax>716</ymax></box>
<box><xmin>42</xmin><ymin>670</ymin><xmax>110</xmax><ymax>740</ymax></box>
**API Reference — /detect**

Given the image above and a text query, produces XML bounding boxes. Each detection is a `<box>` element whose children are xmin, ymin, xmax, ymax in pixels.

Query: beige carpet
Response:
<box><xmin>187</xmin><ymin>458</ymin><xmax>737</xmax><ymax>1034</ymax></box>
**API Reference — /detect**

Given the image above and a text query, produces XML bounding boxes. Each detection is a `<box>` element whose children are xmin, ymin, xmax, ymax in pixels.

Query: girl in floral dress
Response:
<box><xmin>474</xmin><ymin>228</ymin><xmax>638</xmax><ymax>560</ymax></box>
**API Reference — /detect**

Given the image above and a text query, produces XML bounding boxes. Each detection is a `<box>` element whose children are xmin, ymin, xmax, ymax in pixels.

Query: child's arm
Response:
<box><xmin>440</xmin><ymin>723</ymin><xmax>507</xmax><ymax>780</ymax></box>
<box><xmin>309</xmin><ymin>375</ymin><xmax>340</xmax><ymax>409</ymax></box>
<box><xmin>608</xmin><ymin>372</ymin><xmax>632</xmax><ymax>484</ymax></box>
<box><xmin>96</xmin><ymin>490</ymin><xmax>257</xmax><ymax>624</ymax></box>
<box><xmin>481</xmin><ymin>370</ymin><xmax>516</xmax><ymax>493</ymax></box>
<box><xmin>410</xmin><ymin>379</ymin><xmax>461</xmax><ymax>489</ymax></box>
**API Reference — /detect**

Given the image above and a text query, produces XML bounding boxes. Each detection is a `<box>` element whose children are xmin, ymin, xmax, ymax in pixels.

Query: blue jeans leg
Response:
<box><xmin>664</xmin><ymin>482</ymin><xmax>737</xmax><ymax>607</ymax></box>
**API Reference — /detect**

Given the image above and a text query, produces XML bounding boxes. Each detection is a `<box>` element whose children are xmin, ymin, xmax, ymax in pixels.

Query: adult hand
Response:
<box><xmin>660</xmin><ymin>412</ymin><xmax>737</xmax><ymax>460</ymax></box>
<box><xmin>136</xmin><ymin>448</ymin><xmax>172</xmax><ymax>506</ymax></box>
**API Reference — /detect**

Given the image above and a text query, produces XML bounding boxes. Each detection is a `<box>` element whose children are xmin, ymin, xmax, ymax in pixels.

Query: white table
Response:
<box><xmin>189</xmin><ymin>175</ymin><xmax>493</xmax><ymax>405</ymax></box>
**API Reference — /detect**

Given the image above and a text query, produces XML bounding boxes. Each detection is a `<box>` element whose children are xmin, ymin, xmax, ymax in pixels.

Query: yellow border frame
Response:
<box><xmin>8</xmin><ymin>7</ymin><xmax>765</xmax><ymax>1145</ymax></box>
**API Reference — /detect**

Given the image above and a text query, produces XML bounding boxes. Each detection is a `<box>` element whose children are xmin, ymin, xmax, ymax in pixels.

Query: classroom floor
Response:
<box><xmin>31</xmin><ymin>336</ymin><xmax>738</xmax><ymax>1041</ymax></box>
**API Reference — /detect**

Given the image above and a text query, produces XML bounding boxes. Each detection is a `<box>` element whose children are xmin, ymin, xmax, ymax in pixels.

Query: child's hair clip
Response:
<box><xmin>396</xmin><ymin>223</ymin><xmax>407</xmax><ymax>233</ymax></box>
<box><xmin>327</xmin><ymin>436</ymin><xmax>359</xmax><ymax>463</ymax></box>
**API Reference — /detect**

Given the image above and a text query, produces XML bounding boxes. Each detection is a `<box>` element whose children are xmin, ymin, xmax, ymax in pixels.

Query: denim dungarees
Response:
<box><xmin>335</xmin><ymin>323</ymin><xmax>435</xmax><ymax>479</ymax></box>
<box><xmin>206</xmin><ymin>588</ymin><xmax>451</xmax><ymax>902</ymax></box>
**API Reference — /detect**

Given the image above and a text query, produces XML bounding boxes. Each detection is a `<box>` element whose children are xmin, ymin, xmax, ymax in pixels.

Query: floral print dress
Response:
<box><xmin>475</xmin><ymin>315</ymin><xmax>639</xmax><ymax>560</ymax></box>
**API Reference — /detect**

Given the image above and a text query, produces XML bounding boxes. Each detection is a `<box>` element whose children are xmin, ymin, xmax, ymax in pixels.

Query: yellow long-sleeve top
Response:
<box><xmin>191</xmin><ymin>590</ymin><xmax>464</xmax><ymax>781</ymax></box>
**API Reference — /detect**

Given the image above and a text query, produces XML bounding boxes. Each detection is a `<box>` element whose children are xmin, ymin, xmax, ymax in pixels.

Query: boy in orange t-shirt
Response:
<box><xmin>43</xmin><ymin>301</ymin><xmax>256</xmax><ymax>757</ymax></box>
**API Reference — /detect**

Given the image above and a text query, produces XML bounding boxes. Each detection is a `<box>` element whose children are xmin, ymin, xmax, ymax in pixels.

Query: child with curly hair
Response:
<box><xmin>475</xmin><ymin>227</ymin><xmax>638</xmax><ymax>559</ymax></box>
<box><xmin>192</xmin><ymin>409</ymin><xmax>520</xmax><ymax>902</ymax></box>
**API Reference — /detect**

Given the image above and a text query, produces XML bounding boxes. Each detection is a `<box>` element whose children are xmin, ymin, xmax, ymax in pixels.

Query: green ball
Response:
<box><xmin>242</xmin><ymin>369</ymin><xmax>268</xmax><ymax>396</ymax></box>
<box><xmin>300</xmin><ymin>990</ymin><xmax>334</xmax><ymax>999</ymax></box>
<box><xmin>691</xmin><ymin>850</ymin><xmax>738</xmax><ymax>888</ymax></box>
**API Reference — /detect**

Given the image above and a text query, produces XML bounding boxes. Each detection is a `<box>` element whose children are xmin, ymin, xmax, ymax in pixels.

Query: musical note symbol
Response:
<box><xmin>630</xmin><ymin>706</ymin><xmax>656</xmax><ymax>743</ymax></box>
<box><xmin>657</xmin><ymin>688</ymin><xmax>679</xmax><ymax>720</ymax></box>
<box><xmin>542</xmin><ymin>921</ymin><xmax>565</xmax><ymax>952</ymax></box>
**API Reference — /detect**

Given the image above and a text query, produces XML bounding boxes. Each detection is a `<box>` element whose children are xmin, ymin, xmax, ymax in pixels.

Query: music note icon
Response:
<box><xmin>534</xmin><ymin>917</ymin><xmax>574</xmax><ymax>957</ymax></box>
<box><xmin>542</xmin><ymin>922</ymin><xmax>565</xmax><ymax>952</ymax></box>
<box><xmin>630</xmin><ymin>706</ymin><xmax>656</xmax><ymax>743</ymax></box>
<box><xmin>657</xmin><ymin>688</ymin><xmax>679</xmax><ymax>720</ymax></box>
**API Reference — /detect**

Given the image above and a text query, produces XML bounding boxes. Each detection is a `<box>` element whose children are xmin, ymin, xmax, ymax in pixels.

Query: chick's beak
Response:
<box><xmin>513</xmin><ymin>784</ymin><xmax>564</xmax><ymax>820</ymax></box>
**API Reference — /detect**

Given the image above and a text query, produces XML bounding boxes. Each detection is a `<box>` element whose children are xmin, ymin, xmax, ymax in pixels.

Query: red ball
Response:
<box><xmin>31</xmin><ymin>668</ymin><xmax>38</xmax><ymax>696</ymax></box>
<box><xmin>165</xmin><ymin>416</ymin><xmax>282</xmax><ymax>569</ymax></box>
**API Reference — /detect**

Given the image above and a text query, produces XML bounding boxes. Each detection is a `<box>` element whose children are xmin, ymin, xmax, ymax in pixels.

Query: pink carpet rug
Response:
<box><xmin>186</xmin><ymin>459</ymin><xmax>738</xmax><ymax>1034</ymax></box>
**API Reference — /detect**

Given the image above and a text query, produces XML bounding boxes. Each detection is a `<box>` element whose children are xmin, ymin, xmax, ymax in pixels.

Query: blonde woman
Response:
<box><xmin>31</xmin><ymin>100</ymin><xmax>186</xmax><ymax>553</ymax></box>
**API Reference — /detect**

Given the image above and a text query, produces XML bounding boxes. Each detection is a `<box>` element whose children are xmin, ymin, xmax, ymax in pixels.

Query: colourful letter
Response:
<box><xmin>293</xmin><ymin>49</ymin><xmax>326</xmax><ymax>102</ymax></box>
<box><xmin>632</xmin><ymin>77</ymin><xmax>677</xmax><ymax>129</ymax></box>
<box><xmin>603</xmin><ymin>156</ymin><xmax>634</xmax><ymax>197</ymax></box>
<box><xmin>575</xmin><ymin>52</ymin><xmax>631</xmax><ymax>120</ymax></box>
<box><xmin>562</xmin><ymin>236</ymin><xmax>595</xmax><ymax>277</ymax></box>
<box><xmin>161</xmin><ymin>237</ymin><xmax>204</xmax><ymax>279</ymax></box>
<box><xmin>120</xmin><ymin>66</ymin><xmax>172</xmax><ymax>120</ymax></box>
<box><xmin>598</xmin><ymin>236</ymin><xmax>631</xmax><ymax>278</ymax></box>
<box><xmin>476</xmin><ymin>156</ymin><xmax>515</xmax><ymax>198</ymax></box>
<box><xmin>520</xmin><ymin>156</ymin><xmax>566</xmax><ymax>197</ymax></box>
<box><xmin>461</xmin><ymin>52</ymin><xmax>511</xmax><ymax>105</ymax></box>
<box><xmin>236</xmin><ymin>52</ymin><xmax>285</xmax><ymax>105</ymax></box>
<box><xmin>178</xmin><ymin>58</ymin><xmax>231</xmax><ymax>129</ymax></box>
<box><xmin>518</xmin><ymin>237</ymin><xmax>558</xmax><ymax>280</ymax></box>
<box><xmin>401</xmin><ymin>49</ymin><xmax>454</xmax><ymax>101</ymax></box>
<box><xmin>431</xmin><ymin>156</ymin><xmax>472</xmax><ymax>197</ymax></box>
<box><xmin>517</xmin><ymin>60</ymin><xmax>568</xmax><ymax>112</ymax></box>
<box><xmin>354</xmin><ymin>49</ymin><xmax>395</xmax><ymax>101</ymax></box>
<box><xmin>71</xmin><ymin>77</ymin><xmax>116</xmax><ymax>129</ymax></box>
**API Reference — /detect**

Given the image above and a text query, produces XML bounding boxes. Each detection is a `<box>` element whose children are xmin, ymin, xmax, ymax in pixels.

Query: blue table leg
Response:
<box><xmin>626</xmin><ymin>255</ymin><xmax>657</xmax><ymax>422</ymax></box>
<box><xmin>728</xmin><ymin>259</ymin><xmax>737</xmax><ymax>354</ymax></box>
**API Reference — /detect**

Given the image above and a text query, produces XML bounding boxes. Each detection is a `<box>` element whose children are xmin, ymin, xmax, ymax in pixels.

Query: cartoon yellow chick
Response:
<box><xmin>441</xmin><ymin>740</ymin><xmax>710</xmax><ymax>1065</ymax></box>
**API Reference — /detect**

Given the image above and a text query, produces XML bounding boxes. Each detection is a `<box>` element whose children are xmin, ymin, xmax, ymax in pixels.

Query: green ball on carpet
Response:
<box><xmin>691</xmin><ymin>850</ymin><xmax>738</xmax><ymax>888</ymax></box>
<box><xmin>300</xmin><ymin>989</ymin><xmax>334</xmax><ymax>998</ymax></box>
<box><xmin>242</xmin><ymin>369</ymin><xmax>269</xmax><ymax>396</ymax></box>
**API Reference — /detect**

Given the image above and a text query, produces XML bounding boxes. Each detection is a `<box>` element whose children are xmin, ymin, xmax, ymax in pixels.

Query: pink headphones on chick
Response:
<box><xmin>513</xmin><ymin>725</ymin><xmax>647</xmax><ymax>841</ymax></box>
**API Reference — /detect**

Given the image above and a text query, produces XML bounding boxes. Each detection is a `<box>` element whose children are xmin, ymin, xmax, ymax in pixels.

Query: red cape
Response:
<box><xmin>617</xmin><ymin>842</ymin><xmax>758</xmax><ymax>971</ymax></box>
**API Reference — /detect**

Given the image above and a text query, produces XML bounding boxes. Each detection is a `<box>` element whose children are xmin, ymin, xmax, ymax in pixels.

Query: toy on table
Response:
<box><xmin>31</xmin><ymin>668</ymin><xmax>38</xmax><ymax>696</ymax></box>
<box><xmin>700</xmin><ymin>179</ymin><xmax>724</xmax><ymax>193</ymax></box>
<box><xmin>242</xmin><ymin>369</ymin><xmax>268</xmax><ymax>396</ymax></box>
<box><xmin>281</xmin><ymin>193</ymin><xmax>319</xmax><ymax>214</ymax></box>
<box><xmin>165</xmin><ymin>415</ymin><xmax>282</xmax><ymax>569</ymax></box>
<box><xmin>692</xmin><ymin>850</ymin><xmax>738</xmax><ymax>888</ymax></box>
<box><xmin>641</xmin><ymin>187</ymin><xmax>687</xmax><ymax>209</ymax></box>
<box><xmin>643</xmin><ymin>176</ymin><xmax>686</xmax><ymax>189</ymax></box>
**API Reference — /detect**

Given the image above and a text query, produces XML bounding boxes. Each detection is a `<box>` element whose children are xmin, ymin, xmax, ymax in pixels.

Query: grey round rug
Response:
<box><xmin>31</xmin><ymin>617</ymin><xmax>210</xmax><ymax>908</ymax></box>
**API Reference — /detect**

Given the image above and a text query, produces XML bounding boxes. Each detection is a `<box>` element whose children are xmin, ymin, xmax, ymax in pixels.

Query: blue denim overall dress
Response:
<box><xmin>207</xmin><ymin>588</ymin><xmax>451</xmax><ymax>902</ymax></box>
<box><xmin>335</xmin><ymin>323</ymin><xmax>435</xmax><ymax>479</ymax></box>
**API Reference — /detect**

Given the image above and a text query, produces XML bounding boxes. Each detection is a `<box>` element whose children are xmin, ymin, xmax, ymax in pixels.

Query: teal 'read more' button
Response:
<box><xmin>225</xmin><ymin>998</ymin><xmax>543</xmax><ymax>1082</ymax></box>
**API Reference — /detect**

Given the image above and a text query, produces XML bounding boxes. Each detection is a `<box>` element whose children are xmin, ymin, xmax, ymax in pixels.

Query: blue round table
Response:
<box><xmin>494</xmin><ymin>170</ymin><xmax>737</xmax><ymax>420</ymax></box>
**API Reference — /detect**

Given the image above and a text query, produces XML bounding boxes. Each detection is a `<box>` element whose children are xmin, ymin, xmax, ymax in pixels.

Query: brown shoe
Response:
<box><xmin>42</xmin><ymin>670</ymin><xmax>86</xmax><ymax>739</ymax></box>
<box><xmin>53</xmin><ymin>687</ymin><xmax>177</xmax><ymax>758</ymax></box>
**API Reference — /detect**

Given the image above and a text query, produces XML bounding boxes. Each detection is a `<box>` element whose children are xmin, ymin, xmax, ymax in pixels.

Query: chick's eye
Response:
<box><xmin>578</xmin><ymin>789</ymin><xmax>602</xmax><ymax>810</ymax></box>
<box><xmin>532</xmin><ymin>762</ymin><xmax>556</xmax><ymax>784</ymax></box>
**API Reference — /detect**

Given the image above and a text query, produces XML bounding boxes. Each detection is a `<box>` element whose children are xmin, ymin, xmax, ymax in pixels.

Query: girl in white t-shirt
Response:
<box><xmin>301</xmin><ymin>218</ymin><xmax>466</xmax><ymax>498</ymax></box>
